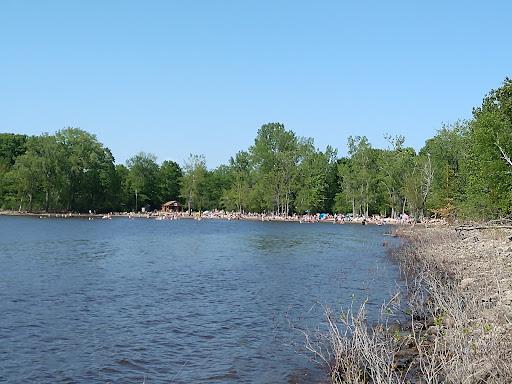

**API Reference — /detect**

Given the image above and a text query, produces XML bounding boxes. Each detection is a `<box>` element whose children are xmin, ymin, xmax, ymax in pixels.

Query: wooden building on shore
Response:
<box><xmin>161</xmin><ymin>200</ymin><xmax>182</xmax><ymax>212</ymax></box>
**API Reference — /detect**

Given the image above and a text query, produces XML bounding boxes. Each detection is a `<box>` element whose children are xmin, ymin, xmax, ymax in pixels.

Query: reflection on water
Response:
<box><xmin>252</xmin><ymin>235</ymin><xmax>307</xmax><ymax>252</ymax></box>
<box><xmin>0</xmin><ymin>217</ymin><xmax>400</xmax><ymax>383</ymax></box>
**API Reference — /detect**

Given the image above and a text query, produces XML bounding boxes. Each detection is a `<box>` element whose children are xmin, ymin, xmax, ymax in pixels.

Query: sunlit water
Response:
<box><xmin>0</xmin><ymin>216</ymin><xmax>401</xmax><ymax>383</ymax></box>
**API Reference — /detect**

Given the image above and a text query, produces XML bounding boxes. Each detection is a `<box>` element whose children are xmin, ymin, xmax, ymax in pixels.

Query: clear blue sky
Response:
<box><xmin>1</xmin><ymin>1</ymin><xmax>511</xmax><ymax>167</ymax></box>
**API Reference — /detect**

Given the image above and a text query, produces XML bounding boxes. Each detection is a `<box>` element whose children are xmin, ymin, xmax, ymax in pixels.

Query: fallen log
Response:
<box><xmin>455</xmin><ymin>225</ymin><xmax>512</xmax><ymax>231</ymax></box>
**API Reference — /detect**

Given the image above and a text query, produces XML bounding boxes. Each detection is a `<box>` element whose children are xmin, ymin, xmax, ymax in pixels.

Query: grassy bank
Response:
<box><xmin>307</xmin><ymin>224</ymin><xmax>512</xmax><ymax>383</ymax></box>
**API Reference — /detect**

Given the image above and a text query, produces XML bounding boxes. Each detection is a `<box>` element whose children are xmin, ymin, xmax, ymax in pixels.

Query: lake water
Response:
<box><xmin>0</xmin><ymin>216</ymin><xmax>400</xmax><ymax>383</ymax></box>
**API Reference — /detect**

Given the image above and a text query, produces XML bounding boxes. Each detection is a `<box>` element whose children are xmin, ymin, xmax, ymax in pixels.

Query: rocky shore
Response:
<box><xmin>395</xmin><ymin>224</ymin><xmax>512</xmax><ymax>383</ymax></box>
<box><xmin>308</xmin><ymin>224</ymin><xmax>512</xmax><ymax>384</ymax></box>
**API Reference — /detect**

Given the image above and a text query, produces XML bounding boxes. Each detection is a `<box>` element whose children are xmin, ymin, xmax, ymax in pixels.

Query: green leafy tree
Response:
<box><xmin>462</xmin><ymin>78</ymin><xmax>512</xmax><ymax>218</ymax></box>
<box><xmin>126</xmin><ymin>152</ymin><xmax>160</xmax><ymax>211</ymax></box>
<box><xmin>223</xmin><ymin>151</ymin><xmax>253</xmax><ymax>213</ymax></box>
<box><xmin>9</xmin><ymin>151</ymin><xmax>41</xmax><ymax>211</ymax></box>
<box><xmin>322</xmin><ymin>146</ymin><xmax>340</xmax><ymax>213</ymax></box>
<box><xmin>420</xmin><ymin>122</ymin><xmax>467</xmax><ymax>218</ymax></box>
<box><xmin>401</xmin><ymin>153</ymin><xmax>433</xmax><ymax>219</ymax></box>
<box><xmin>0</xmin><ymin>133</ymin><xmax>28</xmax><ymax>169</ymax></box>
<box><xmin>56</xmin><ymin>128</ymin><xmax>117</xmax><ymax>212</ymax></box>
<box><xmin>112</xmin><ymin>164</ymin><xmax>131</xmax><ymax>212</ymax></box>
<box><xmin>159</xmin><ymin>160</ymin><xmax>182</xmax><ymax>203</ymax></box>
<box><xmin>32</xmin><ymin>134</ymin><xmax>65</xmax><ymax>212</ymax></box>
<box><xmin>180</xmin><ymin>154</ymin><xmax>207</xmax><ymax>213</ymax></box>
<box><xmin>0</xmin><ymin>134</ymin><xmax>28</xmax><ymax>208</ymax></box>
<box><xmin>295</xmin><ymin>145</ymin><xmax>336</xmax><ymax>213</ymax></box>
<box><xmin>202</xmin><ymin>165</ymin><xmax>233</xmax><ymax>210</ymax></box>
<box><xmin>250</xmin><ymin>123</ymin><xmax>301</xmax><ymax>215</ymax></box>
<box><xmin>341</xmin><ymin>136</ymin><xmax>379</xmax><ymax>216</ymax></box>
<box><xmin>378</xmin><ymin>136</ymin><xmax>417</xmax><ymax>218</ymax></box>
<box><xmin>334</xmin><ymin>157</ymin><xmax>354</xmax><ymax>213</ymax></box>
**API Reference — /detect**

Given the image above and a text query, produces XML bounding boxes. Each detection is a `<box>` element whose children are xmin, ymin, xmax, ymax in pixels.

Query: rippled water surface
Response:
<box><xmin>0</xmin><ymin>216</ymin><xmax>400</xmax><ymax>383</ymax></box>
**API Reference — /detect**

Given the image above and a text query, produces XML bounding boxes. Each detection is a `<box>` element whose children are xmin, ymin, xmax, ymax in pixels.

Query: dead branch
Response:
<box><xmin>455</xmin><ymin>225</ymin><xmax>512</xmax><ymax>231</ymax></box>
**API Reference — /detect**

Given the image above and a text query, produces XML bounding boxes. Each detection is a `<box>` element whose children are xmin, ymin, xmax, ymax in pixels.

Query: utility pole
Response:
<box><xmin>135</xmin><ymin>189</ymin><xmax>138</xmax><ymax>212</ymax></box>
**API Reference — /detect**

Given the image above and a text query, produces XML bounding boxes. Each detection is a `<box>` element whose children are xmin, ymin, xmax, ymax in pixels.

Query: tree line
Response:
<box><xmin>1</xmin><ymin>78</ymin><xmax>511</xmax><ymax>219</ymax></box>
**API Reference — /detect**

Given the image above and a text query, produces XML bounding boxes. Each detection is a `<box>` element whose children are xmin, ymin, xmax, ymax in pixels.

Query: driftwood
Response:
<box><xmin>455</xmin><ymin>224</ymin><xmax>512</xmax><ymax>234</ymax></box>
<box><xmin>455</xmin><ymin>219</ymin><xmax>512</xmax><ymax>232</ymax></box>
<box><xmin>455</xmin><ymin>225</ymin><xmax>512</xmax><ymax>232</ymax></box>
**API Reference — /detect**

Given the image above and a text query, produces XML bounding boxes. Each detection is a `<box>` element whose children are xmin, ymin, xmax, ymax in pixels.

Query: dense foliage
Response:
<box><xmin>1</xmin><ymin>79</ymin><xmax>511</xmax><ymax>219</ymax></box>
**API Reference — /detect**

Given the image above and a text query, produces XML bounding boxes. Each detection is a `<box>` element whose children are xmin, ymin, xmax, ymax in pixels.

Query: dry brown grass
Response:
<box><xmin>303</xmin><ymin>225</ymin><xmax>512</xmax><ymax>383</ymax></box>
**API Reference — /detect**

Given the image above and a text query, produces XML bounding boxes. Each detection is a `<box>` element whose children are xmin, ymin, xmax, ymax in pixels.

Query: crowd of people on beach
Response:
<box><xmin>149</xmin><ymin>209</ymin><xmax>432</xmax><ymax>225</ymax></box>
<box><xmin>1</xmin><ymin>208</ymin><xmax>438</xmax><ymax>226</ymax></box>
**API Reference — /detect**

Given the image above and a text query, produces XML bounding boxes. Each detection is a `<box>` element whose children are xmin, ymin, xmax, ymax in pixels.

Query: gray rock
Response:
<box><xmin>500</xmin><ymin>290</ymin><xmax>512</xmax><ymax>305</ymax></box>
<box><xmin>460</xmin><ymin>277</ymin><xmax>474</xmax><ymax>290</ymax></box>
<box><xmin>443</xmin><ymin>316</ymin><xmax>455</xmax><ymax>328</ymax></box>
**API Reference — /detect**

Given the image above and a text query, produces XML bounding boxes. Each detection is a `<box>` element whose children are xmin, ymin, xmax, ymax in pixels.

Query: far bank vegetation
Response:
<box><xmin>1</xmin><ymin>79</ymin><xmax>511</xmax><ymax>221</ymax></box>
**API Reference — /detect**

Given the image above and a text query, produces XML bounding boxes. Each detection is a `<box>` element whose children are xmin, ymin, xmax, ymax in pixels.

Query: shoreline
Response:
<box><xmin>0</xmin><ymin>209</ymin><xmax>425</xmax><ymax>226</ymax></box>
<box><xmin>315</xmin><ymin>224</ymin><xmax>512</xmax><ymax>383</ymax></box>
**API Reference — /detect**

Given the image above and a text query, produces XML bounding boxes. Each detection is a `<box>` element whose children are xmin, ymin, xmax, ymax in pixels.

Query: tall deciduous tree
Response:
<box><xmin>0</xmin><ymin>134</ymin><xmax>28</xmax><ymax>208</ymax></box>
<box><xmin>56</xmin><ymin>128</ymin><xmax>117</xmax><ymax>212</ymax></box>
<box><xmin>9</xmin><ymin>151</ymin><xmax>40</xmax><ymax>211</ymax></box>
<box><xmin>203</xmin><ymin>165</ymin><xmax>232</xmax><ymax>210</ymax></box>
<box><xmin>345</xmin><ymin>136</ymin><xmax>378</xmax><ymax>217</ymax></box>
<box><xmin>378</xmin><ymin>135</ymin><xmax>417</xmax><ymax>218</ymax></box>
<box><xmin>250</xmin><ymin>123</ymin><xmax>301</xmax><ymax>215</ymax></box>
<box><xmin>33</xmin><ymin>134</ymin><xmax>64</xmax><ymax>212</ymax></box>
<box><xmin>126</xmin><ymin>152</ymin><xmax>160</xmax><ymax>211</ymax></box>
<box><xmin>464</xmin><ymin>78</ymin><xmax>512</xmax><ymax>218</ymax></box>
<box><xmin>180</xmin><ymin>154</ymin><xmax>207</xmax><ymax>213</ymax></box>
<box><xmin>420</xmin><ymin>122</ymin><xmax>467</xmax><ymax>218</ymax></box>
<box><xmin>295</xmin><ymin>145</ymin><xmax>336</xmax><ymax>213</ymax></box>
<box><xmin>223</xmin><ymin>151</ymin><xmax>253</xmax><ymax>213</ymax></box>
<box><xmin>159</xmin><ymin>160</ymin><xmax>182</xmax><ymax>203</ymax></box>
